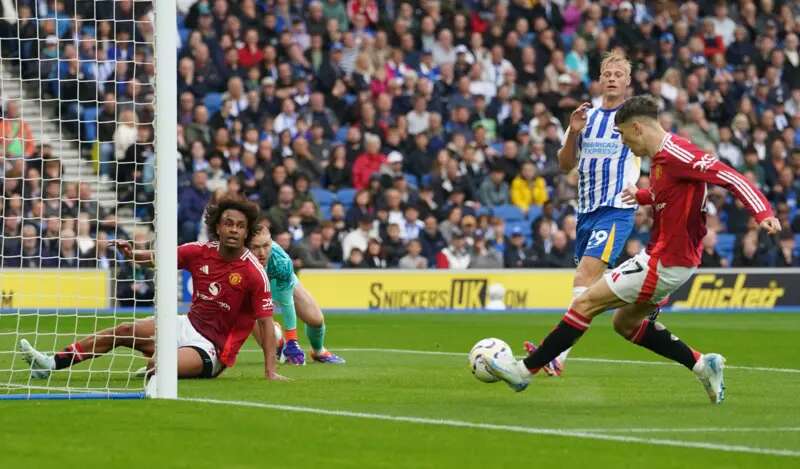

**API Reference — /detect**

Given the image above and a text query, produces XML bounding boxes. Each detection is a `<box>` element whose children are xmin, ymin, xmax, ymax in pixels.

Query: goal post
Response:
<box><xmin>153</xmin><ymin>0</ymin><xmax>178</xmax><ymax>400</ymax></box>
<box><xmin>0</xmin><ymin>0</ymin><xmax>177</xmax><ymax>400</ymax></box>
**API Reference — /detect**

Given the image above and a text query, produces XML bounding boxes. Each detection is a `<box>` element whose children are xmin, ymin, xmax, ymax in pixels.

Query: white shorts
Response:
<box><xmin>604</xmin><ymin>250</ymin><xmax>696</xmax><ymax>305</ymax></box>
<box><xmin>177</xmin><ymin>315</ymin><xmax>223</xmax><ymax>377</ymax></box>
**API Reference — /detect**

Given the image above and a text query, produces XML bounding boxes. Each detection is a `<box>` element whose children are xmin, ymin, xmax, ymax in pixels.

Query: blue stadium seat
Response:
<box><xmin>310</xmin><ymin>188</ymin><xmax>336</xmax><ymax>206</ymax></box>
<box><xmin>403</xmin><ymin>173</ymin><xmax>419</xmax><ymax>188</ymax></box>
<box><xmin>336</xmin><ymin>188</ymin><xmax>357</xmax><ymax>205</ymax></box>
<box><xmin>795</xmin><ymin>235</ymin><xmax>800</xmax><ymax>258</ymax></box>
<box><xmin>179</xmin><ymin>28</ymin><xmax>191</xmax><ymax>47</ymax></box>
<box><xmin>492</xmin><ymin>204</ymin><xmax>525</xmax><ymax>222</ymax></box>
<box><xmin>526</xmin><ymin>205</ymin><xmax>543</xmax><ymax>222</ymax></box>
<box><xmin>334</xmin><ymin>126</ymin><xmax>349</xmax><ymax>143</ymax></box>
<box><xmin>319</xmin><ymin>203</ymin><xmax>332</xmax><ymax>221</ymax></box>
<box><xmin>204</xmin><ymin>92</ymin><xmax>224</xmax><ymax>116</ymax></box>
<box><xmin>476</xmin><ymin>206</ymin><xmax>492</xmax><ymax>217</ymax></box>
<box><xmin>80</xmin><ymin>105</ymin><xmax>98</xmax><ymax>142</ymax></box>
<box><xmin>716</xmin><ymin>233</ymin><xmax>736</xmax><ymax>264</ymax></box>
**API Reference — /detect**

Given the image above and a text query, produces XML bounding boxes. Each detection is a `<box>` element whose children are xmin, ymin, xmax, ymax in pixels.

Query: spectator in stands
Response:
<box><xmin>776</xmin><ymin>231</ymin><xmax>798</xmax><ymax>267</ymax></box>
<box><xmin>468</xmin><ymin>230</ymin><xmax>503</xmax><ymax>269</ymax></box>
<box><xmin>701</xmin><ymin>230</ymin><xmax>726</xmax><ymax>268</ymax></box>
<box><xmin>544</xmin><ymin>231</ymin><xmax>574</xmax><ymax>268</ymax></box>
<box><xmin>436</xmin><ymin>229</ymin><xmax>470</xmax><ymax>269</ymax></box>
<box><xmin>320</xmin><ymin>221</ymin><xmax>344</xmax><ymax>264</ymax></box>
<box><xmin>295</xmin><ymin>229</ymin><xmax>332</xmax><ymax>269</ymax></box>
<box><xmin>478</xmin><ymin>165</ymin><xmax>510</xmax><ymax>208</ymax></box>
<box><xmin>343</xmin><ymin>214</ymin><xmax>373</xmax><ymax>260</ymax></box>
<box><xmin>398</xmin><ymin>239</ymin><xmax>428</xmax><ymax>269</ymax></box>
<box><xmin>364</xmin><ymin>238</ymin><xmax>387</xmax><ymax>268</ymax></box>
<box><xmin>733</xmin><ymin>231</ymin><xmax>768</xmax><ymax>267</ymax></box>
<box><xmin>178</xmin><ymin>171</ymin><xmax>210</xmax><ymax>243</ymax></box>
<box><xmin>344</xmin><ymin>247</ymin><xmax>366</xmax><ymax>268</ymax></box>
<box><xmin>19</xmin><ymin>224</ymin><xmax>41</xmax><ymax>268</ymax></box>
<box><xmin>1</xmin><ymin>215</ymin><xmax>22</xmax><ymax>267</ymax></box>
<box><xmin>510</xmin><ymin>161</ymin><xmax>549</xmax><ymax>215</ymax></box>
<box><xmin>504</xmin><ymin>227</ymin><xmax>540</xmax><ymax>268</ymax></box>
<box><xmin>382</xmin><ymin>223</ymin><xmax>406</xmax><ymax>267</ymax></box>
<box><xmin>345</xmin><ymin>189</ymin><xmax>373</xmax><ymax>229</ymax></box>
<box><xmin>0</xmin><ymin>100</ymin><xmax>36</xmax><ymax>164</ymax></box>
<box><xmin>267</xmin><ymin>184</ymin><xmax>298</xmax><ymax>233</ymax></box>
<box><xmin>419</xmin><ymin>215</ymin><xmax>447</xmax><ymax>267</ymax></box>
<box><xmin>352</xmin><ymin>133</ymin><xmax>386</xmax><ymax>190</ymax></box>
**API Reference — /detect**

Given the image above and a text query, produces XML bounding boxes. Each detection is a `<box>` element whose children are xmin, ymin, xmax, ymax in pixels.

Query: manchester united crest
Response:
<box><xmin>653</xmin><ymin>164</ymin><xmax>662</xmax><ymax>180</ymax></box>
<box><xmin>229</xmin><ymin>272</ymin><xmax>242</xmax><ymax>286</ymax></box>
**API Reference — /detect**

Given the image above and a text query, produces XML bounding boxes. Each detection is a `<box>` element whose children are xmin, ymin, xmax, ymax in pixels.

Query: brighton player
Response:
<box><xmin>488</xmin><ymin>95</ymin><xmax>780</xmax><ymax>402</ymax></box>
<box><xmin>248</xmin><ymin>219</ymin><xmax>345</xmax><ymax>365</ymax></box>
<box><xmin>532</xmin><ymin>51</ymin><xmax>640</xmax><ymax>376</ymax></box>
<box><xmin>19</xmin><ymin>197</ymin><xmax>287</xmax><ymax>381</ymax></box>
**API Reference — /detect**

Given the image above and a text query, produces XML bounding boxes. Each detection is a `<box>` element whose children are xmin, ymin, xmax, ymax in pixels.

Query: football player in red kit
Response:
<box><xmin>20</xmin><ymin>196</ymin><xmax>287</xmax><ymax>381</ymax></box>
<box><xmin>487</xmin><ymin>95</ymin><xmax>781</xmax><ymax>403</ymax></box>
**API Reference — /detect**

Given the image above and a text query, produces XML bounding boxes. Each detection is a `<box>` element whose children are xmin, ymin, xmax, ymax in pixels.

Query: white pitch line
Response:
<box><xmin>572</xmin><ymin>427</ymin><xmax>800</xmax><ymax>434</ymax></box>
<box><xmin>180</xmin><ymin>397</ymin><xmax>800</xmax><ymax>458</ymax></box>
<box><xmin>240</xmin><ymin>347</ymin><xmax>800</xmax><ymax>374</ymax></box>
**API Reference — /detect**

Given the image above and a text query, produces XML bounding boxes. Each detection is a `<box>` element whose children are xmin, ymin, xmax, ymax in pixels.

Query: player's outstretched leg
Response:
<box><xmin>488</xmin><ymin>278</ymin><xmax>627</xmax><ymax>392</ymax></box>
<box><xmin>19</xmin><ymin>318</ymin><xmax>155</xmax><ymax>379</ymax></box>
<box><xmin>613</xmin><ymin>304</ymin><xmax>725</xmax><ymax>404</ymax></box>
<box><xmin>272</xmin><ymin>281</ymin><xmax>305</xmax><ymax>365</ymax></box>
<box><xmin>294</xmin><ymin>282</ymin><xmax>345</xmax><ymax>364</ymax></box>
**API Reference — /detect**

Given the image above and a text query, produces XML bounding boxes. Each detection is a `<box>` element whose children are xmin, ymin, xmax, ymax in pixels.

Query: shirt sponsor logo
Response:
<box><xmin>208</xmin><ymin>282</ymin><xmax>221</xmax><ymax>297</ymax></box>
<box><xmin>229</xmin><ymin>272</ymin><xmax>242</xmax><ymax>286</ymax></box>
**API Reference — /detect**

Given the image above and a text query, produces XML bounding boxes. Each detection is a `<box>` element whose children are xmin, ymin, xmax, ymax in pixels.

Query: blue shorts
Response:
<box><xmin>574</xmin><ymin>207</ymin><xmax>635</xmax><ymax>267</ymax></box>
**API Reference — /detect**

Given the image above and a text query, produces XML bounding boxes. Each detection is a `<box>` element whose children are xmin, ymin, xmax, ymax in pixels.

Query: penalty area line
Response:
<box><xmin>180</xmin><ymin>397</ymin><xmax>800</xmax><ymax>458</ymax></box>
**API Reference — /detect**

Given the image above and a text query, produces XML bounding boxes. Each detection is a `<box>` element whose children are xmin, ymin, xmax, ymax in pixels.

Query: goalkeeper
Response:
<box><xmin>249</xmin><ymin>218</ymin><xmax>345</xmax><ymax>365</ymax></box>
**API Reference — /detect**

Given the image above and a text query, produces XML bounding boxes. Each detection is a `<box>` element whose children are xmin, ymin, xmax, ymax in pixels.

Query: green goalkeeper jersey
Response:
<box><xmin>267</xmin><ymin>243</ymin><xmax>295</xmax><ymax>290</ymax></box>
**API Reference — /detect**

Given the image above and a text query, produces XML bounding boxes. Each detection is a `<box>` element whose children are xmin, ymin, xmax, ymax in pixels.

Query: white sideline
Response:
<box><xmin>180</xmin><ymin>397</ymin><xmax>800</xmax><ymax>458</ymax></box>
<box><xmin>240</xmin><ymin>347</ymin><xmax>800</xmax><ymax>374</ymax></box>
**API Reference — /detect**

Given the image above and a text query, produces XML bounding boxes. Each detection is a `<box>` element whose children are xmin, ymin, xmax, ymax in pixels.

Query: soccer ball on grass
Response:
<box><xmin>469</xmin><ymin>338</ymin><xmax>513</xmax><ymax>383</ymax></box>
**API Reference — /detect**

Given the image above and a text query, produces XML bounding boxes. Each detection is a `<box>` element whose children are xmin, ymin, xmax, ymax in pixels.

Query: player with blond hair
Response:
<box><xmin>489</xmin><ymin>95</ymin><xmax>780</xmax><ymax>403</ymax></box>
<box><xmin>530</xmin><ymin>51</ymin><xmax>640</xmax><ymax>375</ymax></box>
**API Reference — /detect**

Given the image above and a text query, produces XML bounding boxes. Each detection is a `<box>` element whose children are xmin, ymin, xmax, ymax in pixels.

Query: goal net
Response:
<box><xmin>0</xmin><ymin>0</ymin><xmax>176</xmax><ymax>399</ymax></box>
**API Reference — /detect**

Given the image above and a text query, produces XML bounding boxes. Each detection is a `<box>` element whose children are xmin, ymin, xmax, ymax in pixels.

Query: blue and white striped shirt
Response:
<box><xmin>571</xmin><ymin>106</ymin><xmax>640</xmax><ymax>214</ymax></box>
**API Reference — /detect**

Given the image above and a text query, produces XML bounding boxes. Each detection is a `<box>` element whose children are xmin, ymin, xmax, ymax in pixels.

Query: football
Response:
<box><xmin>274</xmin><ymin>322</ymin><xmax>285</xmax><ymax>356</ymax></box>
<box><xmin>469</xmin><ymin>338</ymin><xmax>513</xmax><ymax>383</ymax></box>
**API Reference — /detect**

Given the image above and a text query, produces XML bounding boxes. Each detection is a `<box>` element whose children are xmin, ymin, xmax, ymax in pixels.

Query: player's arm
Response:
<box><xmin>255</xmin><ymin>315</ymin><xmax>287</xmax><ymax>381</ymax></box>
<box><xmin>557</xmin><ymin>102</ymin><xmax>591</xmax><ymax>173</ymax></box>
<box><xmin>114</xmin><ymin>240</ymin><xmax>155</xmax><ymax>267</ymax></box>
<box><xmin>667</xmin><ymin>148</ymin><xmax>781</xmax><ymax>234</ymax></box>
<box><xmin>250</xmin><ymin>269</ymin><xmax>288</xmax><ymax>381</ymax></box>
<box><xmin>621</xmin><ymin>186</ymin><xmax>654</xmax><ymax>205</ymax></box>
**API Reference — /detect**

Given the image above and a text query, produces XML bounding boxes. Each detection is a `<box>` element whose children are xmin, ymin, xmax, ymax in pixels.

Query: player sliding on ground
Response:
<box><xmin>19</xmin><ymin>197</ymin><xmax>287</xmax><ymax>381</ymax></box>
<box><xmin>487</xmin><ymin>95</ymin><xmax>781</xmax><ymax>403</ymax></box>
<box><xmin>248</xmin><ymin>218</ymin><xmax>345</xmax><ymax>365</ymax></box>
<box><xmin>535</xmin><ymin>51</ymin><xmax>641</xmax><ymax>376</ymax></box>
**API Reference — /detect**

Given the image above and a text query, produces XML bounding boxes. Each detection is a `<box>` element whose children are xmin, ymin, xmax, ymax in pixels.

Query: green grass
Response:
<box><xmin>1</xmin><ymin>313</ymin><xmax>799</xmax><ymax>468</ymax></box>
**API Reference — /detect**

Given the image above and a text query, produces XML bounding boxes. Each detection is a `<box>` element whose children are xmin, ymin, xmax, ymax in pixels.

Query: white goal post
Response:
<box><xmin>0</xmin><ymin>0</ymin><xmax>177</xmax><ymax>400</ymax></box>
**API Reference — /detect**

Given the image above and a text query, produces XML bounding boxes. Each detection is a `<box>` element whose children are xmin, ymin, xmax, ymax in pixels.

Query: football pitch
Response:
<box><xmin>1</xmin><ymin>312</ymin><xmax>799</xmax><ymax>468</ymax></box>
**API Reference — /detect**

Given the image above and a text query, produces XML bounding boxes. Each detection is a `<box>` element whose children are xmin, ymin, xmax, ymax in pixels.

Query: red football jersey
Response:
<box><xmin>178</xmin><ymin>241</ymin><xmax>273</xmax><ymax>367</ymax></box>
<box><xmin>635</xmin><ymin>133</ymin><xmax>773</xmax><ymax>267</ymax></box>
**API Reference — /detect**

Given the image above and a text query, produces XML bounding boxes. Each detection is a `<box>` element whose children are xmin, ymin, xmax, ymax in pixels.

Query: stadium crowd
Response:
<box><xmin>1</xmin><ymin>0</ymin><xmax>800</xmax><ymax>280</ymax></box>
